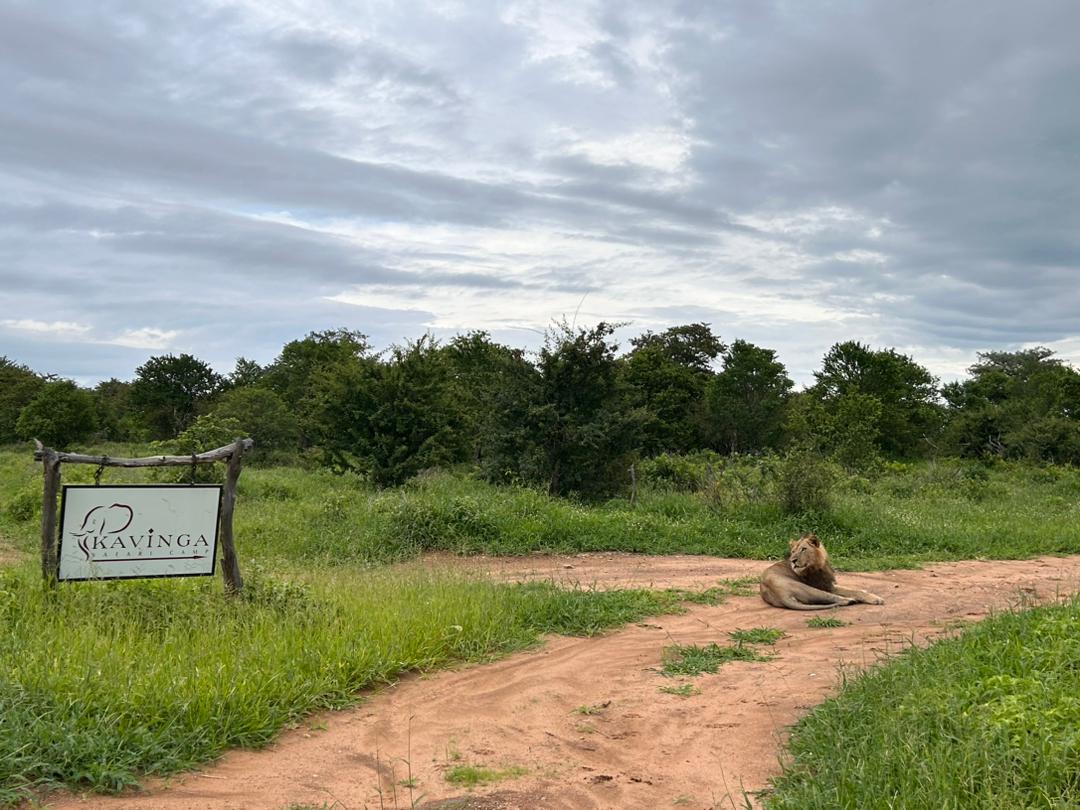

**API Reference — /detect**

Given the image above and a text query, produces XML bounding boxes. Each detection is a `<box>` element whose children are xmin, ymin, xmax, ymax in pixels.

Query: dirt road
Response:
<box><xmin>45</xmin><ymin>553</ymin><xmax>1080</xmax><ymax>810</ymax></box>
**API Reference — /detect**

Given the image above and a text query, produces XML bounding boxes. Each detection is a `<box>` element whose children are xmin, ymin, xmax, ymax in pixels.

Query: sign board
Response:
<box><xmin>57</xmin><ymin>485</ymin><xmax>222</xmax><ymax>582</ymax></box>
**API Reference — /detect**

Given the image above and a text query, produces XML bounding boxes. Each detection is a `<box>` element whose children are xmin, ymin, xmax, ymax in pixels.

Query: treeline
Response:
<box><xmin>3</xmin><ymin>323</ymin><xmax>1079</xmax><ymax>495</ymax></box>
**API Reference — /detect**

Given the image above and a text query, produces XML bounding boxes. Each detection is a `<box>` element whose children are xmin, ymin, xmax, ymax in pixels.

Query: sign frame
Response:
<box><xmin>56</xmin><ymin>483</ymin><xmax>224</xmax><ymax>583</ymax></box>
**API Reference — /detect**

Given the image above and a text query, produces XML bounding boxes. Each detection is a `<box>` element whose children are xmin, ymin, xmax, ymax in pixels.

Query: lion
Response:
<box><xmin>760</xmin><ymin>533</ymin><xmax>885</xmax><ymax>610</ymax></box>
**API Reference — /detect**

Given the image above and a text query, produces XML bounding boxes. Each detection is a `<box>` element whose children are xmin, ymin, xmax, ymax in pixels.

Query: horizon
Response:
<box><xmin>5</xmin><ymin>322</ymin><xmax>1072</xmax><ymax>393</ymax></box>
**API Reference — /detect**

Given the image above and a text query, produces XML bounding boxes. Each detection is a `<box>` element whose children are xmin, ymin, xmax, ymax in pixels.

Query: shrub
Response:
<box><xmin>15</xmin><ymin>380</ymin><xmax>97</xmax><ymax>449</ymax></box>
<box><xmin>209</xmin><ymin>387</ymin><xmax>299</xmax><ymax>452</ymax></box>
<box><xmin>152</xmin><ymin>413</ymin><xmax>244</xmax><ymax>483</ymax></box>
<box><xmin>638</xmin><ymin>451</ymin><xmax>723</xmax><ymax>491</ymax></box>
<box><xmin>775</xmin><ymin>449</ymin><xmax>836</xmax><ymax>515</ymax></box>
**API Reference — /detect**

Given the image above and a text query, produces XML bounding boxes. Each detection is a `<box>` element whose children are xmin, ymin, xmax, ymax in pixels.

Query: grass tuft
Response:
<box><xmin>806</xmin><ymin>616</ymin><xmax>847</xmax><ymax>629</ymax></box>
<box><xmin>660</xmin><ymin>642</ymin><xmax>772</xmax><ymax>676</ymax></box>
<box><xmin>444</xmin><ymin>764</ymin><xmax>527</xmax><ymax>787</ymax></box>
<box><xmin>658</xmin><ymin>683</ymin><xmax>701</xmax><ymax>698</ymax></box>
<box><xmin>728</xmin><ymin>627</ymin><xmax>785</xmax><ymax>645</ymax></box>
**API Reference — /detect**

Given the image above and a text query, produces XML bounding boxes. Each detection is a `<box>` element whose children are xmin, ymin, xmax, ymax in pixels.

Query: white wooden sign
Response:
<box><xmin>58</xmin><ymin>485</ymin><xmax>222</xmax><ymax>581</ymax></box>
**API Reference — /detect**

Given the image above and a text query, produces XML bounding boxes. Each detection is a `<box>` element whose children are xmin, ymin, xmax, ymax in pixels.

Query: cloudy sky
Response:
<box><xmin>2</xmin><ymin>0</ymin><xmax>1078</xmax><ymax>387</ymax></box>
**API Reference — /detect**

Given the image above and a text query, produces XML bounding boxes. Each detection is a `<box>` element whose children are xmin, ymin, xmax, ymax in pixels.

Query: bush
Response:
<box><xmin>152</xmin><ymin>413</ymin><xmax>244</xmax><ymax>483</ymax></box>
<box><xmin>209</xmin><ymin>387</ymin><xmax>299</xmax><ymax>452</ymax></box>
<box><xmin>638</xmin><ymin>451</ymin><xmax>723</xmax><ymax>491</ymax></box>
<box><xmin>1008</xmin><ymin>416</ymin><xmax>1080</xmax><ymax>465</ymax></box>
<box><xmin>4</xmin><ymin>485</ymin><xmax>38</xmax><ymax>522</ymax></box>
<box><xmin>15</xmin><ymin>380</ymin><xmax>97</xmax><ymax>449</ymax></box>
<box><xmin>775</xmin><ymin>450</ymin><xmax>836</xmax><ymax>515</ymax></box>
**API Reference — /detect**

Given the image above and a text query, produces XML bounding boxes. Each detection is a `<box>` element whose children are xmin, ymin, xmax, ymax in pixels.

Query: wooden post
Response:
<box><xmin>219</xmin><ymin>439</ymin><xmax>245</xmax><ymax>594</ymax></box>
<box><xmin>36</xmin><ymin>439</ymin><xmax>61</xmax><ymax>588</ymax></box>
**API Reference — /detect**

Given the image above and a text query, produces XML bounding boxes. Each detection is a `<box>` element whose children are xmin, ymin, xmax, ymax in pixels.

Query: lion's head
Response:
<box><xmin>788</xmin><ymin>533</ymin><xmax>829</xmax><ymax>576</ymax></box>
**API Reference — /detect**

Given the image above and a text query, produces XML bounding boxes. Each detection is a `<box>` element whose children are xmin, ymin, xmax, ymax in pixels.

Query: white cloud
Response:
<box><xmin>105</xmin><ymin>328</ymin><xmax>180</xmax><ymax>350</ymax></box>
<box><xmin>0</xmin><ymin>319</ymin><xmax>93</xmax><ymax>338</ymax></box>
<box><xmin>553</xmin><ymin>126</ymin><xmax>697</xmax><ymax>175</ymax></box>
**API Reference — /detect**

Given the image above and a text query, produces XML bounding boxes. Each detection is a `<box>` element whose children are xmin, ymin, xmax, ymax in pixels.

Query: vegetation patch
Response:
<box><xmin>444</xmin><ymin>764</ymin><xmax>527</xmax><ymax>788</ymax></box>
<box><xmin>728</xmin><ymin>627</ymin><xmax>785</xmax><ymax>645</ymax></box>
<box><xmin>806</xmin><ymin>616</ymin><xmax>847</xmax><ymax>629</ymax></box>
<box><xmin>660</xmin><ymin>642</ymin><xmax>773</xmax><ymax>677</ymax></box>
<box><xmin>574</xmin><ymin>701</ymin><xmax>610</xmax><ymax>716</ymax></box>
<box><xmin>766</xmin><ymin>598</ymin><xmax>1080</xmax><ymax>809</ymax></box>
<box><xmin>5</xmin><ymin>450</ymin><xmax>1080</xmax><ymax>571</ymax></box>
<box><xmin>663</xmin><ymin>577</ymin><xmax>758</xmax><ymax>605</ymax></box>
<box><xmin>658</xmin><ymin>683</ymin><xmax>701</xmax><ymax>698</ymax></box>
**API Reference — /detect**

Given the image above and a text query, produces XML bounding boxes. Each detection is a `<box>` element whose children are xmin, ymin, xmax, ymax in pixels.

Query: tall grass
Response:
<box><xmin>765</xmin><ymin>597</ymin><xmax>1080</xmax><ymax>808</ymax></box>
<box><xmin>0</xmin><ymin>563</ymin><xmax>691</xmax><ymax>802</ymax></box>
<box><xmin>3</xmin><ymin>447</ymin><xmax>1080</xmax><ymax>569</ymax></box>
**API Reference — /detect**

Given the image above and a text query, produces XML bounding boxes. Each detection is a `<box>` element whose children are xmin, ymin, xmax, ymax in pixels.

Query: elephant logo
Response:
<box><xmin>70</xmin><ymin>503</ymin><xmax>134</xmax><ymax>561</ymax></box>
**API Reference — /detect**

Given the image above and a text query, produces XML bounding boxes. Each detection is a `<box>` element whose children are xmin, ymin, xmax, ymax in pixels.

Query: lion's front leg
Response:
<box><xmin>832</xmin><ymin>585</ymin><xmax>885</xmax><ymax>605</ymax></box>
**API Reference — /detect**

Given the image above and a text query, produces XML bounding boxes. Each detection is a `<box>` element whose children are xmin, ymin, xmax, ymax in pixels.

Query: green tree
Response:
<box><xmin>262</xmin><ymin>329</ymin><xmax>370</xmax><ymax>445</ymax></box>
<box><xmin>15</xmin><ymin>380</ymin><xmax>97</xmax><ymax>449</ymax></box>
<box><xmin>310</xmin><ymin>336</ymin><xmax>467</xmax><ymax>486</ymax></box>
<box><xmin>0</xmin><ymin>357</ymin><xmax>45</xmax><ymax>443</ymax></box>
<box><xmin>487</xmin><ymin>322</ymin><xmax>647</xmax><ymax>498</ymax></box>
<box><xmin>228</xmin><ymin>357</ymin><xmax>265</xmax><ymax>388</ymax></box>
<box><xmin>812</xmin><ymin>341</ymin><xmax>940</xmax><ymax>458</ymax></box>
<box><xmin>829</xmin><ymin>391</ymin><xmax>883</xmax><ymax>469</ymax></box>
<box><xmin>622</xmin><ymin>323</ymin><xmax>724</xmax><ymax>453</ymax></box>
<box><xmin>210</xmin><ymin>387</ymin><xmax>299</xmax><ymax>451</ymax></box>
<box><xmin>442</xmin><ymin>332</ymin><xmax>527</xmax><ymax>463</ymax></box>
<box><xmin>263</xmin><ymin>329</ymin><xmax>369</xmax><ymax>412</ymax></box>
<box><xmin>93</xmin><ymin>378</ymin><xmax>144</xmax><ymax>442</ymax></box>
<box><xmin>942</xmin><ymin>348</ymin><xmax>1080</xmax><ymax>460</ymax></box>
<box><xmin>706</xmin><ymin>339</ymin><xmax>792</xmax><ymax>453</ymax></box>
<box><xmin>129</xmin><ymin>354</ymin><xmax>224</xmax><ymax>439</ymax></box>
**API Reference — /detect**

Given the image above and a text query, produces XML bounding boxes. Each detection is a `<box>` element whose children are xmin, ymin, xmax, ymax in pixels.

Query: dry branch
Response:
<box><xmin>32</xmin><ymin>439</ymin><xmax>254</xmax><ymax>467</ymax></box>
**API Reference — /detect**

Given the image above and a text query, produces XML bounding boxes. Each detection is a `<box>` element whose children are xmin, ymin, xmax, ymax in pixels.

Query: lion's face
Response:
<box><xmin>788</xmin><ymin>533</ymin><xmax>827</xmax><ymax>575</ymax></box>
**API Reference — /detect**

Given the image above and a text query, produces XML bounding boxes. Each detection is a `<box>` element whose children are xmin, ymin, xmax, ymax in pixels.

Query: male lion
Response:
<box><xmin>760</xmin><ymin>533</ymin><xmax>885</xmax><ymax>610</ymax></box>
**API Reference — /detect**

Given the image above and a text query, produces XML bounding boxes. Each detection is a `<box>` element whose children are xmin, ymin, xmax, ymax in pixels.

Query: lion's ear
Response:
<box><xmin>808</xmin><ymin>534</ymin><xmax>820</xmax><ymax>546</ymax></box>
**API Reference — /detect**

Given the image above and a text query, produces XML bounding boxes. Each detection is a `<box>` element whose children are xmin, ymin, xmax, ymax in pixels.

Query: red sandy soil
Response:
<box><xmin>44</xmin><ymin>553</ymin><xmax>1080</xmax><ymax>810</ymax></box>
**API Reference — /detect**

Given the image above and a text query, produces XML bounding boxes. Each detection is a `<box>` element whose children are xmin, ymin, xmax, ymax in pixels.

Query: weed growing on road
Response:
<box><xmin>658</xmin><ymin>683</ymin><xmax>701</xmax><ymax>698</ymax></box>
<box><xmin>444</xmin><ymin>764</ymin><xmax>527</xmax><ymax>787</ymax></box>
<box><xmin>729</xmin><ymin>627</ymin><xmax>785</xmax><ymax>645</ymax></box>
<box><xmin>806</xmin><ymin>616</ymin><xmax>847</xmax><ymax>628</ymax></box>
<box><xmin>661</xmin><ymin>642</ymin><xmax>772</xmax><ymax>676</ymax></box>
<box><xmin>574</xmin><ymin>701</ymin><xmax>610</xmax><ymax>715</ymax></box>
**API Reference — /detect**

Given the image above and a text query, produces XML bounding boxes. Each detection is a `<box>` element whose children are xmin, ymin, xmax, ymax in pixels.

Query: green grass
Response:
<box><xmin>444</xmin><ymin>764</ymin><xmax>527</xmax><ymax>787</ymax></box>
<box><xmin>0</xmin><ymin>564</ymin><xmax>693</xmax><ymax>803</ymax></box>
<box><xmin>728</xmin><ymin>627</ymin><xmax>785</xmax><ymax>645</ymax></box>
<box><xmin>3</xmin><ymin>447</ymin><xmax>1080</xmax><ymax>570</ymax></box>
<box><xmin>658</xmin><ymin>683</ymin><xmax>700</xmax><ymax>698</ymax></box>
<box><xmin>660</xmin><ymin>642</ymin><xmax>773</xmax><ymax>676</ymax></box>
<box><xmin>806</xmin><ymin>616</ymin><xmax>847</xmax><ymax>629</ymax></box>
<box><xmin>574</xmin><ymin>701</ymin><xmax>610</xmax><ymax>715</ymax></box>
<box><xmin>765</xmin><ymin>597</ymin><xmax>1080</xmax><ymax>809</ymax></box>
<box><xmin>662</xmin><ymin>578</ymin><xmax>758</xmax><ymax>605</ymax></box>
